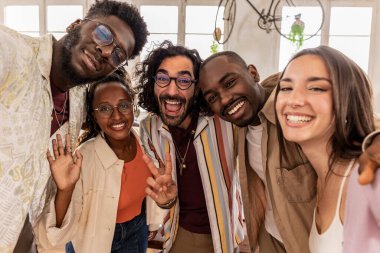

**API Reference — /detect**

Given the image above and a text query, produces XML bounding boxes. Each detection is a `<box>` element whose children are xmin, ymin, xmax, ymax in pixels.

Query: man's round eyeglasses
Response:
<box><xmin>154</xmin><ymin>73</ymin><xmax>196</xmax><ymax>90</ymax></box>
<box><xmin>84</xmin><ymin>18</ymin><xmax>129</xmax><ymax>68</ymax></box>
<box><xmin>93</xmin><ymin>101</ymin><xmax>133</xmax><ymax>118</ymax></box>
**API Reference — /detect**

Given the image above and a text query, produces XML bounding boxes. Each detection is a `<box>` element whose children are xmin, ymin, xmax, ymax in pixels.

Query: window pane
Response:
<box><xmin>141</xmin><ymin>34</ymin><xmax>178</xmax><ymax>60</ymax></box>
<box><xmin>330</xmin><ymin>7</ymin><xmax>372</xmax><ymax>35</ymax></box>
<box><xmin>185</xmin><ymin>34</ymin><xmax>223</xmax><ymax>59</ymax></box>
<box><xmin>186</xmin><ymin>6</ymin><xmax>224</xmax><ymax>34</ymax></box>
<box><xmin>278</xmin><ymin>35</ymin><xmax>321</xmax><ymax>71</ymax></box>
<box><xmin>279</xmin><ymin>6</ymin><xmax>323</xmax><ymax>36</ymax></box>
<box><xmin>140</xmin><ymin>6</ymin><xmax>178</xmax><ymax>33</ymax></box>
<box><xmin>47</xmin><ymin>5</ymin><xmax>83</xmax><ymax>32</ymax></box>
<box><xmin>5</xmin><ymin>5</ymin><xmax>39</xmax><ymax>32</ymax></box>
<box><xmin>329</xmin><ymin>36</ymin><xmax>370</xmax><ymax>72</ymax></box>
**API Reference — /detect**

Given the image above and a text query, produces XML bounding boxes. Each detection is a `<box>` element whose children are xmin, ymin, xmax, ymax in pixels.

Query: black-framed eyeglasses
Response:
<box><xmin>93</xmin><ymin>101</ymin><xmax>133</xmax><ymax>118</ymax></box>
<box><xmin>84</xmin><ymin>18</ymin><xmax>129</xmax><ymax>68</ymax></box>
<box><xmin>154</xmin><ymin>73</ymin><xmax>196</xmax><ymax>90</ymax></box>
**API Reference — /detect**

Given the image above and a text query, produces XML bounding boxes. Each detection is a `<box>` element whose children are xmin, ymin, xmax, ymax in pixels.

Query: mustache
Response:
<box><xmin>159</xmin><ymin>94</ymin><xmax>186</xmax><ymax>104</ymax></box>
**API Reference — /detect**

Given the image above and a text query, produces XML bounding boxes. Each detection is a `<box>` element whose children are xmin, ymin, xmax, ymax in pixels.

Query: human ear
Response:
<box><xmin>66</xmin><ymin>19</ymin><xmax>82</xmax><ymax>33</ymax></box>
<box><xmin>248</xmin><ymin>64</ymin><xmax>260</xmax><ymax>83</ymax></box>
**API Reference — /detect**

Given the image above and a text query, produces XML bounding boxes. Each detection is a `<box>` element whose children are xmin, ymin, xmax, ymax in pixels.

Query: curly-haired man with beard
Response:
<box><xmin>0</xmin><ymin>1</ymin><xmax>148</xmax><ymax>252</ymax></box>
<box><xmin>136</xmin><ymin>41</ymin><xmax>245</xmax><ymax>253</ymax></box>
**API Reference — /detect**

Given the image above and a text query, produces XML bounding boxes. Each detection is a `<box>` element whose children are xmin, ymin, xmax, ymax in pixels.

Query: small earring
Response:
<box><xmin>345</xmin><ymin>119</ymin><xmax>348</xmax><ymax>124</ymax></box>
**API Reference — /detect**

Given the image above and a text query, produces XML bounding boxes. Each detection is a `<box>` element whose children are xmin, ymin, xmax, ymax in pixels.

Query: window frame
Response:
<box><xmin>0</xmin><ymin>0</ymin><xmax>87</xmax><ymax>36</ymax></box>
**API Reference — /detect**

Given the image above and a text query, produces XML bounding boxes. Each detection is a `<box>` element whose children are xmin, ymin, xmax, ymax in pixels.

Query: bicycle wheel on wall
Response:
<box><xmin>273</xmin><ymin>0</ymin><xmax>325</xmax><ymax>43</ymax></box>
<box><xmin>214</xmin><ymin>0</ymin><xmax>236</xmax><ymax>44</ymax></box>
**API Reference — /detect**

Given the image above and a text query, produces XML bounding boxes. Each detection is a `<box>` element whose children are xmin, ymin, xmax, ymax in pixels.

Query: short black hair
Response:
<box><xmin>201</xmin><ymin>51</ymin><xmax>247</xmax><ymax>71</ymax></box>
<box><xmin>135</xmin><ymin>40</ymin><xmax>203</xmax><ymax>115</ymax></box>
<box><xmin>86</xmin><ymin>0</ymin><xmax>148</xmax><ymax>59</ymax></box>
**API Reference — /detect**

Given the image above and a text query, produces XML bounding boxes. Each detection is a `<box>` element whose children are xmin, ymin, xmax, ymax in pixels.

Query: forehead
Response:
<box><xmin>284</xmin><ymin>54</ymin><xmax>329</xmax><ymax>77</ymax></box>
<box><xmin>93</xmin><ymin>81</ymin><xmax>132</xmax><ymax>102</ymax></box>
<box><xmin>93</xmin><ymin>15</ymin><xmax>136</xmax><ymax>58</ymax></box>
<box><xmin>201</xmin><ymin>56</ymin><xmax>241</xmax><ymax>78</ymax></box>
<box><xmin>157</xmin><ymin>56</ymin><xmax>194</xmax><ymax>75</ymax></box>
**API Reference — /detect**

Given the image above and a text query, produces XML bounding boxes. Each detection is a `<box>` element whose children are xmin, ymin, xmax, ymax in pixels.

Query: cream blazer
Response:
<box><xmin>35</xmin><ymin>131</ymin><xmax>164</xmax><ymax>253</ymax></box>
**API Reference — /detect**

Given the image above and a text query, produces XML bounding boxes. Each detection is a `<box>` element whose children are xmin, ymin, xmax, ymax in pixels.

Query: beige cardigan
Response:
<box><xmin>35</xmin><ymin>131</ymin><xmax>164</xmax><ymax>253</ymax></box>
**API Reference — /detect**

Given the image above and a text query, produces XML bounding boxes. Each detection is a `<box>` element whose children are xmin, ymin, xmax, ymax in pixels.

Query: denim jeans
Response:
<box><xmin>65</xmin><ymin>208</ymin><xmax>148</xmax><ymax>253</ymax></box>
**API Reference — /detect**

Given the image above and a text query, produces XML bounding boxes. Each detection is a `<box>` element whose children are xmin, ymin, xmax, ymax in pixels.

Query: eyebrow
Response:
<box><xmin>201</xmin><ymin>72</ymin><xmax>235</xmax><ymax>97</ymax></box>
<box><xmin>280</xmin><ymin>76</ymin><xmax>332</xmax><ymax>84</ymax></box>
<box><xmin>156</xmin><ymin>69</ymin><xmax>193</xmax><ymax>77</ymax></box>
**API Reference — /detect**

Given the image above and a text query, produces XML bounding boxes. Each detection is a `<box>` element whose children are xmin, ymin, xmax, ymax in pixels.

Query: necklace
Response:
<box><xmin>172</xmin><ymin>130</ymin><xmax>195</xmax><ymax>176</ymax></box>
<box><xmin>53</xmin><ymin>91</ymin><xmax>68</xmax><ymax>128</ymax></box>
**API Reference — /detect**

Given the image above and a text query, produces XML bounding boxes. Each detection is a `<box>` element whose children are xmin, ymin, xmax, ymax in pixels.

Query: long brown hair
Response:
<box><xmin>275</xmin><ymin>46</ymin><xmax>375</xmax><ymax>170</ymax></box>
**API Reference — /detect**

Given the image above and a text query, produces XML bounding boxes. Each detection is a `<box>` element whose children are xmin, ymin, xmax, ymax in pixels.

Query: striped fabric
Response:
<box><xmin>140</xmin><ymin>114</ymin><xmax>244</xmax><ymax>253</ymax></box>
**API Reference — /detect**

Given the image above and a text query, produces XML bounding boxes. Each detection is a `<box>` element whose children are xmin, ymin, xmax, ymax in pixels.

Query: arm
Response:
<box><xmin>358</xmin><ymin>130</ymin><xmax>380</xmax><ymax>185</ymax></box>
<box><xmin>47</xmin><ymin>134</ymin><xmax>82</xmax><ymax>227</ymax></box>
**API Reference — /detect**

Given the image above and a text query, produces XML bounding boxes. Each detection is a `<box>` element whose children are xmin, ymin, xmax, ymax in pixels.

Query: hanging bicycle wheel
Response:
<box><xmin>273</xmin><ymin>0</ymin><xmax>325</xmax><ymax>41</ymax></box>
<box><xmin>214</xmin><ymin>0</ymin><xmax>236</xmax><ymax>44</ymax></box>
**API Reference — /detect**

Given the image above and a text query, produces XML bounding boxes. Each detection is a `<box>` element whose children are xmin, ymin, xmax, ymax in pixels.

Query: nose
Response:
<box><xmin>166</xmin><ymin>78</ymin><xmax>180</xmax><ymax>96</ymax></box>
<box><xmin>220</xmin><ymin>90</ymin><xmax>233</xmax><ymax>106</ymax></box>
<box><xmin>286</xmin><ymin>88</ymin><xmax>305</xmax><ymax>107</ymax></box>
<box><xmin>96</xmin><ymin>44</ymin><xmax>113</xmax><ymax>58</ymax></box>
<box><xmin>110</xmin><ymin>106</ymin><xmax>122</xmax><ymax>119</ymax></box>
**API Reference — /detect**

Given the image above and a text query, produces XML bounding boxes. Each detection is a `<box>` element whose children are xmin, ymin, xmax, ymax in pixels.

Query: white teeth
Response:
<box><xmin>228</xmin><ymin>101</ymin><xmax>245</xmax><ymax>115</ymax></box>
<box><xmin>286</xmin><ymin>115</ymin><xmax>312</xmax><ymax>123</ymax></box>
<box><xmin>112</xmin><ymin>123</ymin><xmax>125</xmax><ymax>128</ymax></box>
<box><xmin>165</xmin><ymin>100</ymin><xmax>181</xmax><ymax>105</ymax></box>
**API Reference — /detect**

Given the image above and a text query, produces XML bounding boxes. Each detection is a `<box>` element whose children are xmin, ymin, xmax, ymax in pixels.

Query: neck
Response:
<box><xmin>50</xmin><ymin>38</ymin><xmax>70</xmax><ymax>92</ymax></box>
<box><xmin>106</xmin><ymin>133</ymin><xmax>136</xmax><ymax>161</ymax></box>
<box><xmin>250</xmin><ymin>83</ymin><xmax>271</xmax><ymax>126</ymax></box>
<box><xmin>177</xmin><ymin>115</ymin><xmax>193</xmax><ymax>130</ymax></box>
<box><xmin>300</xmin><ymin>141</ymin><xmax>331</xmax><ymax>181</ymax></box>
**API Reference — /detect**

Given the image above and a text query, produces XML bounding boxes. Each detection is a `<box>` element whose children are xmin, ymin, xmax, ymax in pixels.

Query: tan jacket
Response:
<box><xmin>239</xmin><ymin>89</ymin><xmax>317</xmax><ymax>253</ymax></box>
<box><xmin>35</xmin><ymin>132</ymin><xmax>164</xmax><ymax>253</ymax></box>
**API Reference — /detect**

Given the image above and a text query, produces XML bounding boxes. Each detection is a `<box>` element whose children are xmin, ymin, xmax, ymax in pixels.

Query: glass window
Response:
<box><xmin>185</xmin><ymin>5</ymin><xmax>224</xmax><ymax>59</ymax></box>
<box><xmin>278</xmin><ymin>6</ymin><xmax>323</xmax><ymax>70</ymax></box>
<box><xmin>329</xmin><ymin>7</ymin><xmax>372</xmax><ymax>72</ymax></box>
<box><xmin>140</xmin><ymin>5</ymin><xmax>178</xmax><ymax>58</ymax></box>
<box><xmin>47</xmin><ymin>5</ymin><xmax>83</xmax><ymax>39</ymax></box>
<box><xmin>4</xmin><ymin>5</ymin><xmax>39</xmax><ymax>36</ymax></box>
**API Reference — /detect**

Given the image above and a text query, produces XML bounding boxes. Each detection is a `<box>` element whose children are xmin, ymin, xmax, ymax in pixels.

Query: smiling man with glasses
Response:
<box><xmin>136</xmin><ymin>40</ymin><xmax>245</xmax><ymax>253</ymax></box>
<box><xmin>0</xmin><ymin>0</ymin><xmax>148</xmax><ymax>252</ymax></box>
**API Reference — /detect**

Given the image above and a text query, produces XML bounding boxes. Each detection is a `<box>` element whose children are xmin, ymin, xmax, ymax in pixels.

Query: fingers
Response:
<box><xmin>74</xmin><ymin>150</ymin><xmax>83</xmax><ymax>166</ymax></box>
<box><xmin>164</xmin><ymin>152</ymin><xmax>172</xmax><ymax>176</ymax></box>
<box><xmin>142</xmin><ymin>154</ymin><xmax>160</xmax><ymax>179</ymax></box>
<box><xmin>57</xmin><ymin>134</ymin><xmax>65</xmax><ymax>156</ymax></box>
<box><xmin>65</xmin><ymin>134</ymin><xmax>72</xmax><ymax>154</ymax></box>
<box><xmin>146</xmin><ymin>176</ymin><xmax>162</xmax><ymax>193</ymax></box>
<box><xmin>46</xmin><ymin>150</ymin><xmax>54</xmax><ymax>165</ymax></box>
<box><xmin>358</xmin><ymin>165</ymin><xmax>376</xmax><ymax>185</ymax></box>
<box><xmin>52</xmin><ymin>139</ymin><xmax>59</xmax><ymax>158</ymax></box>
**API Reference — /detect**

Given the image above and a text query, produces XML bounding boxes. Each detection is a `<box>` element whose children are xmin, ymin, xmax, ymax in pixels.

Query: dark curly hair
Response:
<box><xmin>135</xmin><ymin>40</ymin><xmax>204</xmax><ymax>115</ymax></box>
<box><xmin>78</xmin><ymin>68</ymin><xmax>136</xmax><ymax>145</ymax></box>
<box><xmin>86</xmin><ymin>0</ymin><xmax>148</xmax><ymax>59</ymax></box>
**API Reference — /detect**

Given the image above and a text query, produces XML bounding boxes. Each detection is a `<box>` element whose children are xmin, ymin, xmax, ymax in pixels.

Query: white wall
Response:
<box><xmin>226</xmin><ymin>0</ymin><xmax>380</xmax><ymax>112</ymax></box>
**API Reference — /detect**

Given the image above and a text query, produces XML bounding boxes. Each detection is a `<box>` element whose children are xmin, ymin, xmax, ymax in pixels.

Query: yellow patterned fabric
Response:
<box><xmin>0</xmin><ymin>25</ymin><xmax>86</xmax><ymax>252</ymax></box>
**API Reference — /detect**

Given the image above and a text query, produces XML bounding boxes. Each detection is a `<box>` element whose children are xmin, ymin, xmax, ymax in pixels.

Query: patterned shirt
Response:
<box><xmin>140</xmin><ymin>114</ymin><xmax>245</xmax><ymax>253</ymax></box>
<box><xmin>0</xmin><ymin>25</ymin><xmax>86</xmax><ymax>252</ymax></box>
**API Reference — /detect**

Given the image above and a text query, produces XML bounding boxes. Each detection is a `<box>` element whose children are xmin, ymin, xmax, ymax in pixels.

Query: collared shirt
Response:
<box><xmin>0</xmin><ymin>25</ymin><xmax>86</xmax><ymax>252</ymax></box>
<box><xmin>140</xmin><ymin>114</ymin><xmax>244</xmax><ymax>253</ymax></box>
<box><xmin>35</xmin><ymin>132</ymin><xmax>164</xmax><ymax>253</ymax></box>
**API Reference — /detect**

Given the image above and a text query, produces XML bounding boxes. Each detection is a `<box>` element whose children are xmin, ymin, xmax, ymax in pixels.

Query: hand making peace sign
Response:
<box><xmin>142</xmin><ymin>153</ymin><xmax>177</xmax><ymax>207</ymax></box>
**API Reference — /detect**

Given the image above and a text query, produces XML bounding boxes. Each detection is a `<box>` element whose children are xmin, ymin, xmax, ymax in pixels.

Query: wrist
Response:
<box><xmin>157</xmin><ymin>197</ymin><xmax>177</xmax><ymax>209</ymax></box>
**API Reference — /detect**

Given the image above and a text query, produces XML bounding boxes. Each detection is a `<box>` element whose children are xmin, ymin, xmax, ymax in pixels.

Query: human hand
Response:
<box><xmin>358</xmin><ymin>134</ymin><xmax>380</xmax><ymax>185</ymax></box>
<box><xmin>143</xmin><ymin>153</ymin><xmax>177</xmax><ymax>205</ymax></box>
<box><xmin>148</xmin><ymin>230</ymin><xmax>158</xmax><ymax>241</ymax></box>
<box><xmin>47</xmin><ymin>134</ymin><xmax>82</xmax><ymax>192</ymax></box>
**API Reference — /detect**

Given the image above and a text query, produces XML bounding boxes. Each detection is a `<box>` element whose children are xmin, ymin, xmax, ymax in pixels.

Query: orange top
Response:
<box><xmin>116</xmin><ymin>142</ymin><xmax>151</xmax><ymax>223</ymax></box>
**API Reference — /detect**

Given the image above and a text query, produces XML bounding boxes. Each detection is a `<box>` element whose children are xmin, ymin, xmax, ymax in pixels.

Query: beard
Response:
<box><xmin>156</xmin><ymin>94</ymin><xmax>196</xmax><ymax>127</ymax></box>
<box><xmin>60</xmin><ymin>26</ymin><xmax>99</xmax><ymax>87</ymax></box>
